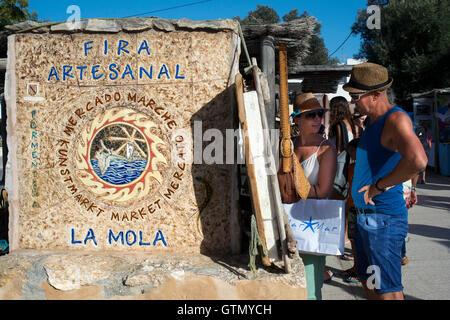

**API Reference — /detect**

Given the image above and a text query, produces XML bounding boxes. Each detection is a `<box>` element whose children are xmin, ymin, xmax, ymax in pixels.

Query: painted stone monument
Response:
<box><xmin>4</xmin><ymin>18</ymin><xmax>241</xmax><ymax>254</ymax></box>
<box><xmin>0</xmin><ymin>18</ymin><xmax>308</xmax><ymax>301</ymax></box>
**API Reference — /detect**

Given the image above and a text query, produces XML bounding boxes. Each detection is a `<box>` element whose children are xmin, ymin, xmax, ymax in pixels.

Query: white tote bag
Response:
<box><xmin>283</xmin><ymin>199</ymin><xmax>346</xmax><ymax>256</ymax></box>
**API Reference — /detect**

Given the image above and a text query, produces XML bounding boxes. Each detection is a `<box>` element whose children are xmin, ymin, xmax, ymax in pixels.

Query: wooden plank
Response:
<box><xmin>0</xmin><ymin>58</ymin><xmax>6</xmax><ymax>71</ymax></box>
<box><xmin>235</xmin><ymin>73</ymin><xmax>271</xmax><ymax>266</ymax></box>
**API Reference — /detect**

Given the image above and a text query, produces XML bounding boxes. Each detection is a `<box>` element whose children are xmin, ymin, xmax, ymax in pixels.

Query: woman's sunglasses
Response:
<box><xmin>303</xmin><ymin>110</ymin><xmax>325</xmax><ymax>119</ymax></box>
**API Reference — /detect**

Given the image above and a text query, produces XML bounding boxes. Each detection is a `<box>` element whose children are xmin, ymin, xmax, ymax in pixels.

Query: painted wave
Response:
<box><xmin>91</xmin><ymin>159</ymin><xmax>147</xmax><ymax>185</ymax></box>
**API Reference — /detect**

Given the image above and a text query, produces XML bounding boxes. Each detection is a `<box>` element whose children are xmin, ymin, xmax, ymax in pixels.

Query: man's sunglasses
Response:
<box><xmin>350</xmin><ymin>93</ymin><xmax>364</xmax><ymax>102</ymax></box>
<box><xmin>350</xmin><ymin>91</ymin><xmax>374</xmax><ymax>102</ymax></box>
<box><xmin>303</xmin><ymin>110</ymin><xmax>325</xmax><ymax>119</ymax></box>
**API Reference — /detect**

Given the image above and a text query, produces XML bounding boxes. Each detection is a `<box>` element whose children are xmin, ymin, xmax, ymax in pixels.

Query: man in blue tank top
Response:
<box><xmin>343</xmin><ymin>62</ymin><xmax>427</xmax><ymax>300</ymax></box>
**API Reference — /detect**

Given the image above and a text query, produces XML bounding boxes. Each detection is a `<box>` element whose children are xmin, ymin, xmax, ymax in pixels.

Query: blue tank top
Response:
<box><xmin>351</xmin><ymin>107</ymin><xmax>408</xmax><ymax>216</ymax></box>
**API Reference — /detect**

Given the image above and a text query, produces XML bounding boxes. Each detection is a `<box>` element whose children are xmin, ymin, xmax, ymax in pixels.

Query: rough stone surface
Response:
<box><xmin>4</xmin><ymin>21</ymin><xmax>42</xmax><ymax>32</ymax></box>
<box><xmin>43</xmin><ymin>254</ymin><xmax>128</xmax><ymax>291</ymax></box>
<box><xmin>85</xmin><ymin>19</ymin><xmax>122</xmax><ymax>33</ymax></box>
<box><xmin>119</xmin><ymin>18</ymin><xmax>153</xmax><ymax>32</ymax></box>
<box><xmin>175</xmin><ymin>18</ymin><xmax>238</xmax><ymax>31</ymax></box>
<box><xmin>0</xmin><ymin>250</ymin><xmax>307</xmax><ymax>300</ymax></box>
<box><xmin>151</xmin><ymin>19</ymin><xmax>176</xmax><ymax>32</ymax></box>
<box><xmin>5</xmin><ymin>19</ymin><xmax>241</xmax><ymax>255</ymax></box>
<box><xmin>5</xmin><ymin>18</ymin><xmax>239</xmax><ymax>35</ymax></box>
<box><xmin>50</xmin><ymin>21</ymin><xmax>88</xmax><ymax>33</ymax></box>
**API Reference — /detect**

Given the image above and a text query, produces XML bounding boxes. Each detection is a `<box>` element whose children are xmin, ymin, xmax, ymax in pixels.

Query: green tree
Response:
<box><xmin>239</xmin><ymin>6</ymin><xmax>338</xmax><ymax>65</ymax></box>
<box><xmin>283</xmin><ymin>9</ymin><xmax>332</xmax><ymax>65</ymax></box>
<box><xmin>303</xmin><ymin>35</ymin><xmax>329</xmax><ymax>65</ymax></box>
<box><xmin>282</xmin><ymin>8</ymin><xmax>301</xmax><ymax>22</ymax></box>
<box><xmin>241</xmin><ymin>5</ymin><xmax>280</xmax><ymax>25</ymax></box>
<box><xmin>352</xmin><ymin>0</ymin><xmax>450</xmax><ymax>102</ymax></box>
<box><xmin>0</xmin><ymin>0</ymin><xmax>38</xmax><ymax>30</ymax></box>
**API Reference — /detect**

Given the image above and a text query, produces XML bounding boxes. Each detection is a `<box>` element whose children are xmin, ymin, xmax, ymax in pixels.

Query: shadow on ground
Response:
<box><xmin>408</xmin><ymin>224</ymin><xmax>450</xmax><ymax>241</ymax></box>
<box><xmin>415</xmin><ymin>195</ymin><xmax>450</xmax><ymax>211</ymax></box>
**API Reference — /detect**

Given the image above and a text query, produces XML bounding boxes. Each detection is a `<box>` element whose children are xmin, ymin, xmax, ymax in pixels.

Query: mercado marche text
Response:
<box><xmin>47</xmin><ymin>39</ymin><xmax>186</xmax><ymax>82</ymax></box>
<box><xmin>56</xmin><ymin>91</ymin><xmax>187</xmax><ymax>223</ymax></box>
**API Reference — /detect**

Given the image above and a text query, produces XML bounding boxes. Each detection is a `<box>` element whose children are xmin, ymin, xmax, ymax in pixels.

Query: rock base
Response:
<box><xmin>0</xmin><ymin>250</ymin><xmax>307</xmax><ymax>300</ymax></box>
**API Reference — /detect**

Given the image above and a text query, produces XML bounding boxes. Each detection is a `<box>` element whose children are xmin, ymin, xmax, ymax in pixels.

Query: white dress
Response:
<box><xmin>300</xmin><ymin>140</ymin><xmax>327</xmax><ymax>186</ymax></box>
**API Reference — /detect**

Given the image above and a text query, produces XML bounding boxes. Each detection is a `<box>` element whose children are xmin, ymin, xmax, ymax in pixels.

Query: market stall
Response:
<box><xmin>412</xmin><ymin>88</ymin><xmax>450</xmax><ymax>176</ymax></box>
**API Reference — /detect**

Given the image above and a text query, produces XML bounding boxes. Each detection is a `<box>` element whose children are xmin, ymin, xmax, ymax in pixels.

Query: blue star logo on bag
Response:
<box><xmin>289</xmin><ymin>217</ymin><xmax>338</xmax><ymax>233</ymax></box>
<box><xmin>301</xmin><ymin>217</ymin><xmax>319</xmax><ymax>232</ymax></box>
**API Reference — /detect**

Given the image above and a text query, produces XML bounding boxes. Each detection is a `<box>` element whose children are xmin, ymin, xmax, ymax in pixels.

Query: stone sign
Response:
<box><xmin>4</xmin><ymin>18</ymin><xmax>241</xmax><ymax>254</ymax></box>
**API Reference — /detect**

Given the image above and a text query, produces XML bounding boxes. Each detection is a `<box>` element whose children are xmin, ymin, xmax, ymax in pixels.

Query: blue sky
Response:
<box><xmin>29</xmin><ymin>0</ymin><xmax>369</xmax><ymax>61</ymax></box>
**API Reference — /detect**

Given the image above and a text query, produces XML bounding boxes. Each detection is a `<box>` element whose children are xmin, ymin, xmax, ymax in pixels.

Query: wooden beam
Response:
<box><xmin>0</xmin><ymin>59</ymin><xmax>6</xmax><ymax>71</ymax></box>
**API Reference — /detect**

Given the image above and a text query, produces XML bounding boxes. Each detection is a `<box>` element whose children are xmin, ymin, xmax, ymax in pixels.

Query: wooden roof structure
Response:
<box><xmin>241</xmin><ymin>18</ymin><xmax>352</xmax><ymax>94</ymax></box>
<box><xmin>240</xmin><ymin>16</ymin><xmax>316</xmax><ymax>73</ymax></box>
<box><xmin>290</xmin><ymin>65</ymin><xmax>353</xmax><ymax>93</ymax></box>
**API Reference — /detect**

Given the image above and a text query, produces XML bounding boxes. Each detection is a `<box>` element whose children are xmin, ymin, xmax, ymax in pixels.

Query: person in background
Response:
<box><xmin>415</xmin><ymin>126</ymin><xmax>432</xmax><ymax>184</ymax></box>
<box><xmin>343</xmin><ymin>138</ymin><xmax>360</xmax><ymax>283</ymax></box>
<box><xmin>401</xmin><ymin>173</ymin><xmax>420</xmax><ymax>266</ymax></box>
<box><xmin>328</xmin><ymin>97</ymin><xmax>357</xmax><ymax>251</ymax></box>
<box><xmin>328</xmin><ymin>96</ymin><xmax>357</xmax><ymax>157</ymax></box>
<box><xmin>353</xmin><ymin>111</ymin><xmax>367</xmax><ymax>137</ymax></box>
<box><xmin>289</xmin><ymin>92</ymin><xmax>337</xmax><ymax>300</ymax></box>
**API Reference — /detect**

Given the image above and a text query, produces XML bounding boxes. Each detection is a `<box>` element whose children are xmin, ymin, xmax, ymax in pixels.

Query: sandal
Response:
<box><xmin>343</xmin><ymin>269</ymin><xmax>360</xmax><ymax>283</ymax></box>
<box><xmin>340</xmin><ymin>254</ymin><xmax>354</xmax><ymax>261</ymax></box>
<box><xmin>324</xmin><ymin>270</ymin><xmax>335</xmax><ymax>284</ymax></box>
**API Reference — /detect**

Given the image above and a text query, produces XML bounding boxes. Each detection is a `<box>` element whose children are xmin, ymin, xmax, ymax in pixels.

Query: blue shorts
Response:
<box><xmin>354</xmin><ymin>212</ymin><xmax>408</xmax><ymax>294</ymax></box>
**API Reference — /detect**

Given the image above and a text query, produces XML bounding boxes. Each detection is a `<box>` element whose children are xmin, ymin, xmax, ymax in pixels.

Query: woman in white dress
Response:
<box><xmin>290</xmin><ymin>93</ymin><xmax>337</xmax><ymax>300</ymax></box>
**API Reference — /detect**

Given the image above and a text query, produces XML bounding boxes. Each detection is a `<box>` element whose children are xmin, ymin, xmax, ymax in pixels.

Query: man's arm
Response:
<box><xmin>359</xmin><ymin>111</ymin><xmax>427</xmax><ymax>205</ymax></box>
<box><xmin>378</xmin><ymin>111</ymin><xmax>428</xmax><ymax>188</ymax></box>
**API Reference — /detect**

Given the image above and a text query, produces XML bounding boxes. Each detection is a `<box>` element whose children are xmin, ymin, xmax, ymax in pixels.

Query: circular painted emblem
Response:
<box><xmin>89</xmin><ymin>123</ymin><xmax>150</xmax><ymax>186</ymax></box>
<box><xmin>75</xmin><ymin>108</ymin><xmax>167</xmax><ymax>203</ymax></box>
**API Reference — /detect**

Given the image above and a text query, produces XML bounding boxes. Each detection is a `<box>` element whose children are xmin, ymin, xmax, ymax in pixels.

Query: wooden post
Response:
<box><xmin>261</xmin><ymin>36</ymin><xmax>276</xmax><ymax>131</ymax></box>
<box><xmin>0</xmin><ymin>94</ymin><xmax>7</xmax><ymax>186</ymax></box>
<box><xmin>279</xmin><ymin>43</ymin><xmax>291</xmax><ymax>173</ymax></box>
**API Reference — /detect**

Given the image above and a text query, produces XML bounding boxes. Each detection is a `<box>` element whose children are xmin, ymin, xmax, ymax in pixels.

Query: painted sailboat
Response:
<box><xmin>91</xmin><ymin>125</ymin><xmax>149</xmax><ymax>185</ymax></box>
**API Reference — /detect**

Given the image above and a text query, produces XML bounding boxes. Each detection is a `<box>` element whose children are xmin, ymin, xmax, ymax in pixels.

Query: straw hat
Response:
<box><xmin>291</xmin><ymin>92</ymin><xmax>323</xmax><ymax>118</ymax></box>
<box><xmin>343</xmin><ymin>62</ymin><xmax>393</xmax><ymax>94</ymax></box>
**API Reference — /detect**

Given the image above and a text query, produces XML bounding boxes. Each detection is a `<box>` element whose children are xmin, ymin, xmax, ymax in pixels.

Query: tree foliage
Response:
<box><xmin>240</xmin><ymin>5</ymin><xmax>280</xmax><ymax>25</ymax></box>
<box><xmin>282</xmin><ymin>9</ymin><xmax>304</xmax><ymax>22</ymax></box>
<box><xmin>0</xmin><ymin>0</ymin><xmax>38</xmax><ymax>30</ymax></box>
<box><xmin>282</xmin><ymin>9</ymin><xmax>338</xmax><ymax>65</ymax></box>
<box><xmin>236</xmin><ymin>5</ymin><xmax>339</xmax><ymax>65</ymax></box>
<box><xmin>352</xmin><ymin>0</ymin><xmax>450</xmax><ymax>102</ymax></box>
